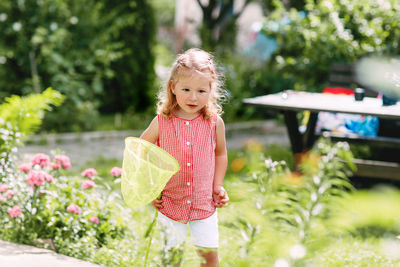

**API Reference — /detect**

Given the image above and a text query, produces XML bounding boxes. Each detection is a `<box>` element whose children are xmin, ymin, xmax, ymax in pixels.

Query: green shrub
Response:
<box><xmin>222</xmin><ymin>53</ymin><xmax>294</xmax><ymax>123</ymax></box>
<box><xmin>0</xmin><ymin>88</ymin><xmax>63</xmax><ymax>182</ymax></box>
<box><xmin>222</xmin><ymin>138</ymin><xmax>361</xmax><ymax>266</ymax></box>
<box><xmin>0</xmin><ymin>0</ymin><xmax>156</xmax><ymax>132</ymax></box>
<box><xmin>330</xmin><ymin>186</ymin><xmax>400</xmax><ymax>238</ymax></box>
<box><xmin>263</xmin><ymin>0</ymin><xmax>400</xmax><ymax>91</ymax></box>
<box><xmin>0</xmin><ymin>88</ymin><xmax>64</xmax><ymax>137</ymax></box>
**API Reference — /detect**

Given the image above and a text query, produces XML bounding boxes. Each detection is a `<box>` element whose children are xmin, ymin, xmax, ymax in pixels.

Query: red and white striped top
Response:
<box><xmin>157</xmin><ymin>113</ymin><xmax>217</xmax><ymax>223</ymax></box>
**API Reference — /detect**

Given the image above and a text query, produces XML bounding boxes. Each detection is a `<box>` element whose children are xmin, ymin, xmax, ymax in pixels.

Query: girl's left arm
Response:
<box><xmin>213</xmin><ymin>116</ymin><xmax>229</xmax><ymax>207</ymax></box>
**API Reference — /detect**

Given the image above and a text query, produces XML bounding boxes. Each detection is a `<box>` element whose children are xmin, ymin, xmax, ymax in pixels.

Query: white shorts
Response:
<box><xmin>158</xmin><ymin>211</ymin><xmax>219</xmax><ymax>249</ymax></box>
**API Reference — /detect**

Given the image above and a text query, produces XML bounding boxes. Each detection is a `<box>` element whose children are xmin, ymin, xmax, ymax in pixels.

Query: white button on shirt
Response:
<box><xmin>187</xmin><ymin>200</ymin><xmax>191</xmax><ymax>204</ymax></box>
<box><xmin>186</xmin><ymin>141</ymin><xmax>190</xmax><ymax>146</ymax></box>
<box><xmin>187</xmin><ymin>182</ymin><xmax>190</xmax><ymax>186</ymax></box>
<box><xmin>185</xmin><ymin>121</ymin><xmax>189</xmax><ymax>125</ymax></box>
<box><xmin>187</xmin><ymin>162</ymin><xmax>191</xmax><ymax>167</ymax></box>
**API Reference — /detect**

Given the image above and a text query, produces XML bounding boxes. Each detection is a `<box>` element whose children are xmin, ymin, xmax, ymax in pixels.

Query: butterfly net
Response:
<box><xmin>121</xmin><ymin>137</ymin><xmax>180</xmax><ymax>208</ymax></box>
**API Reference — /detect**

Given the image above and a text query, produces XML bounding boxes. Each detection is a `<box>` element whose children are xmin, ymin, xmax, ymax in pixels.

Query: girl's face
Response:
<box><xmin>171</xmin><ymin>72</ymin><xmax>211</xmax><ymax>119</ymax></box>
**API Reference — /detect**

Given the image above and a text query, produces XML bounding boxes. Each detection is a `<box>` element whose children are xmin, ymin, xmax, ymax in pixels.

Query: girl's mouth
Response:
<box><xmin>187</xmin><ymin>104</ymin><xmax>197</xmax><ymax>109</ymax></box>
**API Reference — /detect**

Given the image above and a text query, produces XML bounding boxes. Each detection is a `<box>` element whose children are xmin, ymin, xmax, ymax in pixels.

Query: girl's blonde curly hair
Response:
<box><xmin>157</xmin><ymin>48</ymin><xmax>226</xmax><ymax>120</ymax></box>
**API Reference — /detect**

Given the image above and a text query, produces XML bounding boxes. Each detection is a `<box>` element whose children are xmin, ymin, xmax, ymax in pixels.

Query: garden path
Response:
<box><xmin>18</xmin><ymin>120</ymin><xmax>289</xmax><ymax>170</ymax></box>
<box><xmin>0</xmin><ymin>240</ymin><xmax>102</xmax><ymax>267</ymax></box>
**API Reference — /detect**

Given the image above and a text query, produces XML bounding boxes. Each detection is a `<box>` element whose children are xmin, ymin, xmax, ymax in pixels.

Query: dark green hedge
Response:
<box><xmin>0</xmin><ymin>0</ymin><xmax>156</xmax><ymax>132</ymax></box>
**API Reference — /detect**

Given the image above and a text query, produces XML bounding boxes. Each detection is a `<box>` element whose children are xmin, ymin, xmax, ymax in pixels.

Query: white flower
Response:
<box><xmin>295</xmin><ymin>215</ymin><xmax>302</xmax><ymax>224</ymax></box>
<box><xmin>318</xmin><ymin>183</ymin><xmax>329</xmax><ymax>194</ymax></box>
<box><xmin>323</xmin><ymin>1</ymin><xmax>334</xmax><ymax>11</ymax></box>
<box><xmin>0</xmin><ymin>13</ymin><xmax>7</xmax><ymax>22</ymax></box>
<box><xmin>70</xmin><ymin>16</ymin><xmax>78</xmax><ymax>24</ymax></box>
<box><xmin>274</xmin><ymin>258</ymin><xmax>290</xmax><ymax>267</ymax></box>
<box><xmin>289</xmin><ymin>244</ymin><xmax>306</xmax><ymax>259</ymax></box>
<box><xmin>311</xmin><ymin>192</ymin><xmax>318</xmax><ymax>202</ymax></box>
<box><xmin>12</xmin><ymin>22</ymin><xmax>22</xmax><ymax>31</ymax></box>
<box><xmin>312</xmin><ymin>203</ymin><xmax>323</xmax><ymax>216</ymax></box>
<box><xmin>302</xmin><ymin>209</ymin><xmax>310</xmax><ymax>220</ymax></box>
<box><xmin>50</xmin><ymin>22</ymin><xmax>58</xmax><ymax>31</ymax></box>
<box><xmin>313</xmin><ymin>175</ymin><xmax>320</xmax><ymax>185</ymax></box>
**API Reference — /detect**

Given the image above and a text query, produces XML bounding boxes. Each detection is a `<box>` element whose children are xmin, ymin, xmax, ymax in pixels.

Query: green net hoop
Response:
<box><xmin>121</xmin><ymin>137</ymin><xmax>180</xmax><ymax>208</ymax></box>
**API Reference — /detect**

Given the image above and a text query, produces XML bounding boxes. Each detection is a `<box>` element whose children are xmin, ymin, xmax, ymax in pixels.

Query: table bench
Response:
<box><xmin>243</xmin><ymin>90</ymin><xmax>400</xmax><ymax>180</ymax></box>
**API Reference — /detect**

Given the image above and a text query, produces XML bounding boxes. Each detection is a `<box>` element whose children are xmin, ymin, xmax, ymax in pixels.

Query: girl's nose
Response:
<box><xmin>189</xmin><ymin>92</ymin><xmax>197</xmax><ymax>100</ymax></box>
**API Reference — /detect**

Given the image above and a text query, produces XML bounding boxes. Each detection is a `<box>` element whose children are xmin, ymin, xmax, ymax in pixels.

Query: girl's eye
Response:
<box><xmin>183</xmin><ymin>88</ymin><xmax>190</xmax><ymax>92</ymax></box>
<box><xmin>199</xmin><ymin>90</ymin><xmax>206</xmax><ymax>93</ymax></box>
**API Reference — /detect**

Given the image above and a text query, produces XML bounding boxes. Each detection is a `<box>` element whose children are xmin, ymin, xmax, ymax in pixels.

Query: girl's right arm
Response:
<box><xmin>140</xmin><ymin>116</ymin><xmax>159</xmax><ymax>144</ymax></box>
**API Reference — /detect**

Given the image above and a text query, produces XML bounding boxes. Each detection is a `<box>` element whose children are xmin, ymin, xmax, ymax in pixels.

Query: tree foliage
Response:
<box><xmin>262</xmin><ymin>0</ymin><xmax>400</xmax><ymax>91</ymax></box>
<box><xmin>195</xmin><ymin>0</ymin><xmax>306</xmax><ymax>54</ymax></box>
<box><xmin>98</xmin><ymin>0</ymin><xmax>156</xmax><ymax>114</ymax></box>
<box><xmin>0</xmin><ymin>0</ymin><xmax>156</xmax><ymax>132</ymax></box>
<box><xmin>196</xmin><ymin>0</ymin><xmax>252</xmax><ymax>54</ymax></box>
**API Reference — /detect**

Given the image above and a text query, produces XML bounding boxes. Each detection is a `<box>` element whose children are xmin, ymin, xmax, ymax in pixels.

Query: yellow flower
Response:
<box><xmin>298</xmin><ymin>152</ymin><xmax>321</xmax><ymax>175</ymax></box>
<box><xmin>303</xmin><ymin>154</ymin><xmax>320</xmax><ymax>169</ymax></box>
<box><xmin>282</xmin><ymin>171</ymin><xmax>304</xmax><ymax>186</ymax></box>
<box><xmin>231</xmin><ymin>157</ymin><xmax>246</xmax><ymax>172</ymax></box>
<box><xmin>244</xmin><ymin>139</ymin><xmax>263</xmax><ymax>152</ymax></box>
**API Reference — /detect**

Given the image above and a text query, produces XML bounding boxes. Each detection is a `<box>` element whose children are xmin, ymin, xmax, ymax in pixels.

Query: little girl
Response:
<box><xmin>140</xmin><ymin>48</ymin><xmax>229</xmax><ymax>266</ymax></box>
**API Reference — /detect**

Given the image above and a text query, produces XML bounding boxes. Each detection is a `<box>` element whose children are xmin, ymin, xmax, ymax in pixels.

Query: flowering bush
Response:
<box><xmin>0</xmin><ymin>152</ymin><xmax>128</xmax><ymax>259</ymax></box>
<box><xmin>0</xmin><ymin>89</ymin><xmax>150</xmax><ymax>265</ymax></box>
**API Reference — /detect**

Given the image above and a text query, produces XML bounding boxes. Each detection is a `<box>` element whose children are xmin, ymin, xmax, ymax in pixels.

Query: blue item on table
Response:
<box><xmin>345</xmin><ymin>116</ymin><xmax>379</xmax><ymax>137</ymax></box>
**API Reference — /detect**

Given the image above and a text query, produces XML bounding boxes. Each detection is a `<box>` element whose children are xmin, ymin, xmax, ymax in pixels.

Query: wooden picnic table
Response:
<box><xmin>243</xmin><ymin>90</ymin><xmax>400</xmax><ymax>180</ymax></box>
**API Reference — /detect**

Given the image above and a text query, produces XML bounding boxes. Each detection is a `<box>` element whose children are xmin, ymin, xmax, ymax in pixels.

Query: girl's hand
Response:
<box><xmin>152</xmin><ymin>198</ymin><xmax>163</xmax><ymax>209</ymax></box>
<box><xmin>213</xmin><ymin>186</ymin><xmax>229</xmax><ymax>208</ymax></box>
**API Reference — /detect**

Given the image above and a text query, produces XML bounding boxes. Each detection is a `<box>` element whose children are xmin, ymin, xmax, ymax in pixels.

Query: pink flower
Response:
<box><xmin>89</xmin><ymin>216</ymin><xmax>100</xmax><ymax>224</ymax></box>
<box><xmin>18</xmin><ymin>163</ymin><xmax>32</xmax><ymax>173</ymax></box>
<box><xmin>81</xmin><ymin>168</ymin><xmax>97</xmax><ymax>179</ymax></box>
<box><xmin>82</xmin><ymin>179</ymin><xmax>95</xmax><ymax>190</ymax></box>
<box><xmin>110</xmin><ymin>167</ymin><xmax>122</xmax><ymax>177</ymax></box>
<box><xmin>0</xmin><ymin>194</ymin><xmax>4</xmax><ymax>202</ymax></box>
<box><xmin>0</xmin><ymin>184</ymin><xmax>8</xmax><ymax>193</ymax></box>
<box><xmin>50</xmin><ymin>162</ymin><xmax>61</xmax><ymax>170</ymax></box>
<box><xmin>8</xmin><ymin>206</ymin><xmax>22</xmax><ymax>218</ymax></box>
<box><xmin>66</xmin><ymin>204</ymin><xmax>81</xmax><ymax>214</ymax></box>
<box><xmin>32</xmin><ymin>153</ymin><xmax>50</xmax><ymax>167</ymax></box>
<box><xmin>6</xmin><ymin>190</ymin><xmax>16</xmax><ymax>199</ymax></box>
<box><xmin>53</xmin><ymin>155</ymin><xmax>71</xmax><ymax>170</ymax></box>
<box><xmin>26</xmin><ymin>170</ymin><xmax>46</xmax><ymax>188</ymax></box>
<box><xmin>44</xmin><ymin>173</ymin><xmax>54</xmax><ymax>183</ymax></box>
